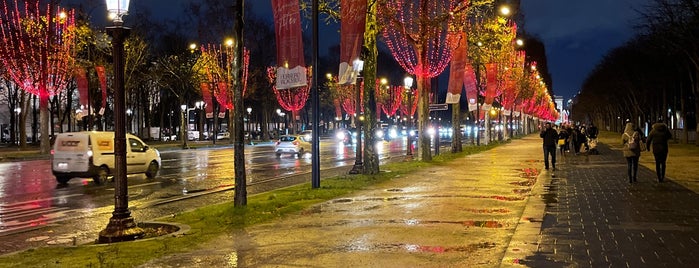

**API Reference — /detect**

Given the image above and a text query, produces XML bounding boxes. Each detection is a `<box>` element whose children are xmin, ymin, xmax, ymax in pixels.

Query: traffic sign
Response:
<box><xmin>429</xmin><ymin>103</ymin><xmax>448</xmax><ymax>111</ymax></box>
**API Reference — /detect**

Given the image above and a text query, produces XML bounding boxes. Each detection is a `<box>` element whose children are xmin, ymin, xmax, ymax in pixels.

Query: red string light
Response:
<box><xmin>376</xmin><ymin>84</ymin><xmax>402</xmax><ymax>117</ymax></box>
<box><xmin>266</xmin><ymin>67</ymin><xmax>312</xmax><ymax>114</ymax></box>
<box><xmin>379</xmin><ymin>0</ymin><xmax>462</xmax><ymax>79</ymax></box>
<box><xmin>0</xmin><ymin>1</ymin><xmax>76</xmax><ymax>98</ymax></box>
<box><xmin>199</xmin><ymin>44</ymin><xmax>249</xmax><ymax>111</ymax></box>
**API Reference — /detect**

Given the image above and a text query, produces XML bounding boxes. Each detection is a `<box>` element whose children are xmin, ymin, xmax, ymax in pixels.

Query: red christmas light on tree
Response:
<box><xmin>378</xmin><ymin>0</ymin><xmax>465</xmax><ymax>160</ymax></box>
<box><xmin>0</xmin><ymin>0</ymin><xmax>76</xmax><ymax>153</ymax></box>
<box><xmin>199</xmin><ymin>44</ymin><xmax>249</xmax><ymax>111</ymax></box>
<box><xmin>376</xmin><ymin>84</ymin><xmax>402</xmax><ymax>117</ymax></box>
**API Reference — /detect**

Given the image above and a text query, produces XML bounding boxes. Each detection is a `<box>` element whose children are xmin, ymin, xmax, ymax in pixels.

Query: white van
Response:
<box><xmin>51</xmin><ymin>131</ymin><xmax>161</xmax><ymax>184</ymax></box>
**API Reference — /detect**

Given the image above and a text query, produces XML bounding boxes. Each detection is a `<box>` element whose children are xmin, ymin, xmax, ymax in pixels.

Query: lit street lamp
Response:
<box><xmin>404</xmin><ymin>76</ymin><xmax>414</xmax><ymax>158</ymax></box>
<box><xmin>246</xmin><ymin>107</ymin><xmax>252</xmax><ymax>144</ymax></box>
<box><xmin>349</xmin><ymin>58</ymin><xmax>364</xmax><ymax>174</ymax></box>
<box><xmin>99</xmin><ymin>0</ymin><xmax>143</xmax><ymax>243</ymax></box>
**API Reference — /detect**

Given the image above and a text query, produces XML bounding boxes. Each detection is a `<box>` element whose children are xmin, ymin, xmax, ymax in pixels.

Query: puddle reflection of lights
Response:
<box><xmin>405</xmin><ymin>244</ymin><xmax>420</xmax><ymax>252</ymax></box>
<box><xmin>404</xmin><ymin>218</ymin><xmax>419</xmax><ymax>225</ymax></box>
<box><xmin>226</xmin><ymin>252</ymin><xmax>238</xmax><ymax>267</ymax></box>
<box><xmin>347</xmin><ymin>234</ymin><xmax>372</xmax><ymax>251</ymax></box>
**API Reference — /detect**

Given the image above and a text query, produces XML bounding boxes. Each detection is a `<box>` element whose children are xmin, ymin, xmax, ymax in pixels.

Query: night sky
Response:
<box><xmin>520</xmin><ymin>0</ymin><xmax>653</xmax><ymax>101</ymax></box>
<box><xmin>80</xmin><ymin>0</ymin><xmax>653</xmax><ymax>102</ymax></box>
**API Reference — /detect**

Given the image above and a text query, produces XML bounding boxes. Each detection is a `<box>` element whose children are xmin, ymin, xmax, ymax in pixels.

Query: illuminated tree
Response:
<box><xmin>376</xmin><ymin>83</ymin><xmax>402</xmax><ymax>117</ymax></box>
<box><xmin>0</xmin><ymin>0</ymin><xmax>76</xmax><ymax>154</ymax></box>
<box><xmin>378</xmin><ymin>0</ymin><xmax>468</xmax><ymax>161</ymax></box>
<box><xmin>197</xmin><ymin>43</ymin><xmax>249</xmax><ymax>143</ymax></box>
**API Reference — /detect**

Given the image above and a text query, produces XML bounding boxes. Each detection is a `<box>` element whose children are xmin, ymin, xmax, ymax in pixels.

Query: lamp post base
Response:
<box><xmin>98</xmin><ymin>216</ymin><xmax>144</xmax><ymax>243</ymax></box>
<box><xmin>348</xmin><ymin>162</ymin><xmax>363</xmax><ymax>174</ymax></box>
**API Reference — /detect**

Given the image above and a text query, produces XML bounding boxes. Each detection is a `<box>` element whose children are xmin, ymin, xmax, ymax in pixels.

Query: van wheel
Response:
<box><xmin>145</xmin><ymin>161</ymin><xmax>159</xmax><ymax>179</ymax></box>
<box><xmin>94</xmin><ymin>166</ymin><xmax>109</xmax><ymax>185</ymax></box>
<box><xmin>297</xmin><ymin>148</ymin><xmax>304</xmax><ymax>157</ymax></box>
<box><xmin>56</xmin><ymin>176</ymin><xmax>71</xmax><ymax>184</ymax></box>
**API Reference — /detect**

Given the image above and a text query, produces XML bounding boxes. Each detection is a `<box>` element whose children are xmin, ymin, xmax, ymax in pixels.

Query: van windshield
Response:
<box><xmin>55</xmin><ymin>135</ymin><xmax>89</xmax><ymax>152</ymax></box>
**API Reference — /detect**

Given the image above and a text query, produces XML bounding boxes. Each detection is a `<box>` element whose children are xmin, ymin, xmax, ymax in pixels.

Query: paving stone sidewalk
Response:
<box><xmin>502</xmin><ymin>139</ymin><xmax>699</xmax><ymax>268</ymax></box>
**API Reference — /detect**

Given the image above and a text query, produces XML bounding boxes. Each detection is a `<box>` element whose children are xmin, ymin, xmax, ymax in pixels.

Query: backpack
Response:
<box><xmin>626</xmin><ymin>132</ymin><xmax>640</xmax><ymax>150</ymax></box>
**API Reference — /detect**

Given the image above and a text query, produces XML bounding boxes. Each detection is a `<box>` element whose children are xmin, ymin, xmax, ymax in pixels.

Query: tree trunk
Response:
<box><xmin>362</xmin><ymin>1</ymin><xmax>380</xmax><ymax>174</ymax></box>
<box><xmin>451</xmin><ymin>102</ymin><xmax>462</xmax><ymax>153</ymax></box>
<box><xmin>417</xmin><ymin>74</ymin><xmax>431</xmax><ymax>161</ymax></box>
<box><xmin>233</xmin><ymin>0</ymin><xmax>247</xmax><ymax>207</ymax></box>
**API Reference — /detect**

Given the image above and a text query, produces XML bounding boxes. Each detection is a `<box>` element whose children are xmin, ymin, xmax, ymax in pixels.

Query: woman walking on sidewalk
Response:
<box><xmin>646</xmin><ymin>120</ymin><xmax>672</xmax><ymax>182</ymax></box>
<box><xmin>622</xmin><ymin>122</ymin><xmax>642</xmax><ymax>183</ymax></box>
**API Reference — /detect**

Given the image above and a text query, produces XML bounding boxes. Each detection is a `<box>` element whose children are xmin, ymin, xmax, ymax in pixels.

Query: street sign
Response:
<box><xmin>429</xmin><ymin>103</ymin><xmax>448</xmax><ymax>111</ymax></box>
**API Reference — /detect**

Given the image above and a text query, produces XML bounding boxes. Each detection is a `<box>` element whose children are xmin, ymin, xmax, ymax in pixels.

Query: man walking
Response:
<box><xmin>540</xmin><ymin>122</ymin><xmax>558</xmax><ymax>171</ymax></box>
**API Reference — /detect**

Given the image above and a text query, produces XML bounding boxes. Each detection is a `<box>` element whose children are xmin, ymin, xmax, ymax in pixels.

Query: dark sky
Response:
<box><xmin>520</xmin><ymin>0</ymin><xmax>652</xmax><ymax>100</ymax></box>
<box><xmin>81</xmin><ymin>0</ymin><xmax>651</xmax><ymax>101</ymax></box>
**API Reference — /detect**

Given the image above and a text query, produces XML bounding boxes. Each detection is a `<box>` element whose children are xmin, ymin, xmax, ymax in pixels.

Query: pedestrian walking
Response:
<box><xmin>558</xmin><ymin>126</ymin><xmax>569</xmax><ymax>156</ymax></box>
<box><xmin>646</xmin><ymin>120</ymin><xmax>673</xmax><ymax>182</ymax></box>
<box><xmin>622</xmin><ymin>122</ymin><xmax>642</xmax><ymax>183</ymax></box>
<box><xmin>540</xmin><ymin>122</ymin><xmax>558</xmax><ymax>171</ymax></box>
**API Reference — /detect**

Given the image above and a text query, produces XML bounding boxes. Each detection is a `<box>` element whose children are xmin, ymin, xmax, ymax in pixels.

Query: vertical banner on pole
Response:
<box><xmin>446</xmin><ymin>32</ymin><xmax>466</xmax><ymax>104</ymax></box>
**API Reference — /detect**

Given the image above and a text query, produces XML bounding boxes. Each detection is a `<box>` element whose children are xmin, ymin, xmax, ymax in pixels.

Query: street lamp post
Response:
<box><xmin>246</xmin><ymin>107</ymin><xmax>252</xmax><ymax>144</ymax></box>
<box><xmin>181</xmin><ymin>104</ymin><xmax>188</xmax><ymax>149</ymax></box>
<box><xmin>14</xmin><ymin>108</ymin><xmax>20</xmax><ymax>145</ymax></box>
<box><xmin>195</xmin><ymin>101</ymin><xmax>205</xmax><ymax>141</ymax></box>
<box><xmin>404</xmin><ymin>76</ymin><xmax>414</xmax><ymax>158</ymax></box>
<box><xmin>126</xmin><ymin>108</ymin><xmax>132</xmax><ymax>133</ymax></box>
<box><xmin>349</xmin><ymin>59</ymin><xmax>364</xmax><ymax>174</ymax></box>
<box><xmin>99</xmin><ymin>0</ymin><xmax>143</xmax><ymax>243</ymax></box>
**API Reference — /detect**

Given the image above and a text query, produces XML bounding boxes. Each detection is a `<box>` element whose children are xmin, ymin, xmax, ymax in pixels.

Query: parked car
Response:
<box><xmin>274</xmin><ymin>134</ymin><xmax>311</xmax><ymax>157</ymax></box>
<box><xmin>51</xmin><ymin>131</ymin><xmax>161</xmax><ymax>185</ymax></box>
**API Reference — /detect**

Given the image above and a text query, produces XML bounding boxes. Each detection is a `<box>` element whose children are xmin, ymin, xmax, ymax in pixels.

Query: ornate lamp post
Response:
<box><xmin>99</xmin><ymin>0</ymin><xmax>143</xmax><ymax>243</ymax></box>
<box><xmin>404</xmin><ymin>76</ymin><xmax>414</xmax><ymax>157</ymax></box>
<box><xmin>349</xmin><ymin>59</ymin><xmax>364</xmax><ymax>174</ymax></box>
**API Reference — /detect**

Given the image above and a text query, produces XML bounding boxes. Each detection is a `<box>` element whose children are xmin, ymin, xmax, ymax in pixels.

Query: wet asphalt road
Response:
<box><xmin>0</xmin><ymin>137</ymin><xmax>415</xmax><ymax>255</ymax></box>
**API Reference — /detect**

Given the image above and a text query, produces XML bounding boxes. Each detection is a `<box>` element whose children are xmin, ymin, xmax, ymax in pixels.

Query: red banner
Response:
<box><xmin>464</xmin><ymin>63</ymin><xmax>478</xmax><ymax>111</ymax></box>
<box><xmin>446</xmin><ymin>32</ymin><xmax>467</xmax><ymax>104</ymax></box>
<box><xmin>200</xmin><ymin>83</ymin><xmax>214</xmax><ymax>118</ymax></box>
<box><xmin>75</xmin><ymin>68</ymin><xmax>89</xmax><ymax>108</ymax></box>
<box><xmin>272</xmin><ymin>0</ymin><xmax>305</xmax><ymax>68</ymax></box>
<box><xmin>484</xmin><ymin>63</ymin><xmax>497</xmax><ymax>105</ymax></box>
<box><xmin>95</xmin><ymin>66</ymin><xmax>107</xmax><ymax>112</ymax></box>
<box><xmin>339</xmin><ymin>0</ymin><xmax>367</xmax><ymax>83</ymax></box>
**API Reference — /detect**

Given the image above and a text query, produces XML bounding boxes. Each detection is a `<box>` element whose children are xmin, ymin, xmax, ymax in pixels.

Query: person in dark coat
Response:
<box><xmin>622</xmin><ymin>122</ymin><xmax>642</xmax><ymax>183</ymax></box>
<box><xmin>540</xmin><ymin>122</ymin><xmax>558</xmax><ymax>170</ymax></box>
<box><xmin>646</xmin><ymin>120</ymin><xmax>673</xmax><ymax>182</ymax></box>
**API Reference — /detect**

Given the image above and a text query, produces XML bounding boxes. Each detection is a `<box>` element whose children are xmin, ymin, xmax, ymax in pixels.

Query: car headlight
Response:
<box><xmin>336</xmin><ymin>132</ymin><xmax>346</xmax><ymax>140</ymax></box>
<box><xmin>375</xmin><ymin>129</ymin><xmax>384</xmax><ymax>138</ymax></box>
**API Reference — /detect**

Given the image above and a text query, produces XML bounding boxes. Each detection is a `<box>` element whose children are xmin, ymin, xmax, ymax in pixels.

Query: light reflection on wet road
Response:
<box><xmin>0</xmin><ymin>138</ymin><xmax>413</xmax><ymax>245</ymax></box>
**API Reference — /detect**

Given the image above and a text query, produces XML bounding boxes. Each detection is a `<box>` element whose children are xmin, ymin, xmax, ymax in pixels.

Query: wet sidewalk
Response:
<box><xmin>140</xmin><ymin>135</ymin><xmax>699</xmax><ymax>267</ymax></box>
<box><xmin>503</xmin><ymin>139</ymin><xmax>699</xmax><ymax>267</ymax></box>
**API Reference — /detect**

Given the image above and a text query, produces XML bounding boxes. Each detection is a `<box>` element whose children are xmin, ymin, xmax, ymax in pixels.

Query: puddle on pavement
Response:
<box><xmin>473</xmin><ymin>195</ymin><xmax>526</xmax><ymax>201</ymax></box>
<box><xmin>339</xmin><ymin>242</ymin><xmax>497</xmax><ymax>253</ymax></box>
<box><xmin>463</xmin><ymin>208</ymin><xmax>510</xmax><ymax>214</ymax></box>
<box><xmin>541</xmin><ymin>179</ymin><xmax>559</xmax><ymax>204</ymax></box>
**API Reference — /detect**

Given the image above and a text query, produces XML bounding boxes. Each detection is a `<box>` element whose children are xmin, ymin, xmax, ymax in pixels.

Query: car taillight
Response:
<box><xmin>50</xmin><ymin>149</ymin><xmax>55</xmax><ymax>155</ymax></box>
<box><xmin>293</xmin><ymin>141</ymin><xmax>299</xmax><ymax>145</ymax></box>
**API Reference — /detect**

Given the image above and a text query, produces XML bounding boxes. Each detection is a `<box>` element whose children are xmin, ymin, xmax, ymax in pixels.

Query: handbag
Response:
<box><xmin>558</xmin><ymin>139</ymin><xmax>565</xmax><ymax>146</ymax></box>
